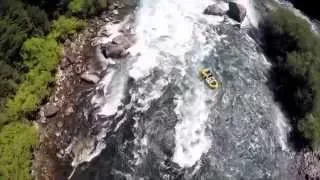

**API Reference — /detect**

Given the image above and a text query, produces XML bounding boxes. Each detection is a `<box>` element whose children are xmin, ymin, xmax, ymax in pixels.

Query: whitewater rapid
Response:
<box><xmin>68</xmin><ymin>0</ymin><xmax>298</xmax><ymax>179</ymax></box>
<box><xmin>131</xmin><ymin>0</ymin><xmax>226</xmax><ymax>167</ymax></box>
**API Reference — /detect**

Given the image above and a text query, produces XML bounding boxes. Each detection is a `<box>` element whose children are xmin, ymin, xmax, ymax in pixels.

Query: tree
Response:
<box><xmin>68</xmin><ymin>0</ymin><xmax>108</xmax><ymax>16</ymax></box>
<box><xmin>48</xmin><ymin>16</ymin><xmax>87</xmax><ymax>40</ymax></box>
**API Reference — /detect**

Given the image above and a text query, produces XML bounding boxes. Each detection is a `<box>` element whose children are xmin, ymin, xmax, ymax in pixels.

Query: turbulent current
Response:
<box><xmin>69</xmin><ymin>0</ymin><xmax>298</xmax><ymax>179</ymax></box>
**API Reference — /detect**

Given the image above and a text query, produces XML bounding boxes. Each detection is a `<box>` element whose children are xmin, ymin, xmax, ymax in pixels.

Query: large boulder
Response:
<box><xmin>112</xmin><ymin>35</ymin><xmax>131</xmax><ymax>49</ymax></box>
<box><xmin>227</xmin><ymin>2</ymin><xmax>247</xmax><ymax>22</ymax></box>
<box><xmin>203</xmin><ymin>4</ymin><xmax>226</xmax><ymax>16</ymax></box>
<box><xmin>44</xmin><ymin>104</ymin><xmax>59</xmax><ymax>118</ymax></box>
<box><xmin>80</xmin><ymin>72</ymin><xmax>100</xmax><ymax>84</ymax></box>
<box><xmin>101</xmin><ymin>43</ymin><xmax>128</xmax><ymax>59</ymax></box>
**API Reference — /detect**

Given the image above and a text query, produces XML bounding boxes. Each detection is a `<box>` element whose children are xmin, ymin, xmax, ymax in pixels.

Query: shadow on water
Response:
<box><xmin>266</xmin><ymin>64</ymin><xmax>312</xmax><ymax>151</ymax></box>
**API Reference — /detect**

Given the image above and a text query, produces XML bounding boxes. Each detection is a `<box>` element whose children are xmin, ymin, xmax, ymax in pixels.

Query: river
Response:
<box><xmin>68</xmin><ymin>0</ymin><xmax>298</xmax><ymax>179</ymax></box>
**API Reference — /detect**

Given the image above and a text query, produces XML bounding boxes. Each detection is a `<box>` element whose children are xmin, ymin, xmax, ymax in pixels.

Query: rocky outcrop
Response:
<box><xmin>204</xmin><ymin>4</ymin><xmax>226</xmax><ymax>16</ymax></box>
<box><xmin>64</xmin><ymin>106</ymin><xmax>74</xmax><ymax>116</ymax></box>
<box><xmin>80</xmin><ymin>71</ymin><xmax>100</xmax><ymax>84</ymax></box>
<box><xmin>227</xmin><ymin>2</ymin><xmax>247</xmax><ymax>23</ymax></box>
<box><xmin>43</xmin><ymin>104</ymin><xmax>59</xmax><ymax>118</ymax></box>
<box><xmin>101</xmin><ymin>43</ymin><xmax>128</xmax><ymax>58</ymax></box>
<box><xmin>112</xmin><ymin>35</ymin><xmax>131</xmax><ymax>49</ymax></box>
<box><xmin>101</xmin><ymin>35</ymin><xmax>132</xmax><ymax>59</ymax></box>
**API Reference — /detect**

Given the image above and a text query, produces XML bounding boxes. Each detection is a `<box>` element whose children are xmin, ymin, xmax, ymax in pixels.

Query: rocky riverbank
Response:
<box><xmin>32</xmin><ymin>1</ymin><xmax>137</xmax><ymax>179</ymax></box>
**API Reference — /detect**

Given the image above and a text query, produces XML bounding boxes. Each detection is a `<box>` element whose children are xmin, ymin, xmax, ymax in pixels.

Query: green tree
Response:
<box><xmin>49</xmin><ymin>16</ymin><xmax>87</xmax><ymax>40</ymax></box>
<box><xmin>0</xmin><ymin>62</ymin><xmax>19</xmax><ymax>109</ymax></box>
<box><xmin>6</xmin><ymin>37</ymin><xmax>61</xmax><ymax>122</ymax></box>
<box><xmin>68</xmin><ymin>0</ymin><xmax>108</xmax><ymax>16</ymax></box>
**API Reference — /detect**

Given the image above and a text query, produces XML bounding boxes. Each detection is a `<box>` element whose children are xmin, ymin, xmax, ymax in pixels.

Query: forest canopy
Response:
<box><xmin>261</xmin><ymin>8</ymin><xmax>320</xmax><ymax>150</ymax></box>
<box><xmin>0</xmin><ymin>0</ymin><xmax>94</xmax><ymax>179</ymax></box>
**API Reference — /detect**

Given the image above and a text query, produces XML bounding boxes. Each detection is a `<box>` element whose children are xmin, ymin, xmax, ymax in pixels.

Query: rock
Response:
<box><xmin>203</xmin><ymin>4</ymin><xmax>226</xmax><ymax>16</ymax></box>
<box><xmin>43</xmin><ymin>104</ymin><xmax>59</xmax><ymax>118</ymax></box>
<box><xmin>113</xmin><ymin>9</ymin><xmax>119</xmax><ymax>15</ymax></box>
<box><xmin>123</xmin><ymin>0</ymin><xmax>137</xmax><ymax>6</ymax></box>
<box><xmin>80</xmin><ymin>72</ymin><xmax>100</xmax><ymax>84</ymax></box>
<box><xmin>61</xmin><ymin>57</ymin><xmax>71</xmax><ymax>69</ymax></box>
<box><xmin>112</xmin><ymin>35</ymin><xmax>131</xmax><ymax>49</ymax></box>
<box><xmin>64</xmin><ymin>39</ymin><xmax>71</xmax><ymax>46</ymax></box>
<box><xmin>108</xmin><ymin>4</ymin><xmax>115</xmax><ymax>10</ymax></box>
<box><xmin>57</xmin><ymin>121</ymin><xmax>64</xmax><ymax>128</ymax></box>
<box><xmin>75</xmin><ymin>64</ymin><xmax>83</xmax><ymax>75</ymax></box>
<box><xmin>88</xmin><ymin>28</ymin><xmax>95</xmax><ymax>33</ymax></box>
<box><xmin>65</xmin><ymin>106</ymin><xmax>74</xmax><ymax>116</ymax></box>
<box><xmin>100</xmin><ymin>29</ymin><xmax>111</xmax><ymax>37</ymax></box>
<box><xmin>227</xmin><ymin>2</ymin><xmax>247</xmax><ymax>23</ymax></box>
<box><xmin>102</xmin><ymin>43</ymin><xmax>127</xmax><ymax>59</ymax></box>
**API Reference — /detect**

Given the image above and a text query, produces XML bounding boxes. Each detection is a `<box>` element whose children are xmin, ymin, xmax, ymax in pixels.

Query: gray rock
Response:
<box><xmin>57</xmin><ymin>121</ymin><xmax>64</xmax><ymax>128</ymax></box>
<box><xmin>44</xmin><ymin>104</ymin><xmax>59</xmax><ymax>118</ymax></box>
<box><xmin>75</xmin><ymin>64</ymin><xmax>83</xmax><ymax>75</ymax></box>
<box><xmin>113</xmin><ymin>9</ymin><xmax>119</xmax><ymax>15</ymax></box>
<box><xmin>102</xmin><ymin>43</ymin><xmax>127</xmax><ymax>59</ymax></box>
<box><xmin>227</xmin><ymin>2</ymin><xmax>247</xmax><ymax>23</ymax></box>
<box><xmin>100</xmin><ymin>29</ymin><xmax>111</xmax><ymax>37</ymax></box>
<box><xmin>123</xmin><ymin>0</ymin><xmax>137</xmax><ymax>6</ymax></box>
<box><xmin>88</xmin><ymin>28</ymin><xmax>95</xmax><ymax>33</ymax></box>
<box><xmin>80</xmin><ymin>72</ymin><xmax>100</xmax><ymax>84</ymax></box>
<box><xmin>61</xmin><ymin>57</ymin><xmax>71</xmax><ymax>69</ymax></box>
<box><xmin>108</xmin><ymin>4</ymin><xmax>115</xmax><ymax>10</ymax></box>
<box><xmin>65</xmin><ymin>106</ymin><xmax>74</xmax><ymax>116</ymax></box>
<box><xmin>112</xmin><ymin>35</ymin><xmax>131</xmax><ymax>49</ymax></box>
<box><xmin>204</xmin><ymin>4</ymin><xmax>226</xmax><ymax>16</ymax></box>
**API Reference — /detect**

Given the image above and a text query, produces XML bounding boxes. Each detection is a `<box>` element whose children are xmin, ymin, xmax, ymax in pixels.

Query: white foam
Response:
<box><xmin>67</xmin><ymin>136</ymin><xmax>107</xmax><ymax>167</ymax></box>
<box><xmin>273</xmin><ymin>106</ymin><xmax>291</xmax><ymax>152</ymax></box>
<box><xmin>98</xmin><ymin>69</ymin><xmax>127</xmax><ymax>117</ymax></box>
<box><xmin>129</xmin><ymin>0</ymin><xmax>224</xmax><ymax>81</ymax></box>
<box><xmin>173</xmin><ymin>85</ymin><xmax>212</xmax><ymax>167</ymax></box>
<box><xmin>129</xmin><ymin>0</ymin><xmax>226</xmax><ymax>168</ymax></box>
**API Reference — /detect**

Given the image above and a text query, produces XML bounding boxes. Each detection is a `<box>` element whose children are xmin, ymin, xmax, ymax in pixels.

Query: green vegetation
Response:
<box><xmin>69</xmin><ymin>0</ymin><xmax>108</xmax><ymax>16</ymax></box>
<box><xmin>0</xmin><ymin>0</ymin><xmax>50</xmax><ymax>64</ymax></box>
<box><xmin>49</xmin><ymin>16</ymin><xmax>87</xmax><ymax>40</ymax></box>
<box><xmin>5</xmin><ymin>38</ymin><xmax>61</xmax><ymax>123</ymax></box>
<box><xmin>0</xmin><ymin>0</ymin><xmax>88</xmax><ymax>178</ymax></box>
<box><xmin>0</xmin><ymin>122</ymin><xmax>37</xmax><ymax>180</ymax></box>
<box><xmin>261</xmin><ymin>8</ymin><xmax>320</xmax><ymax>149</ymax></box>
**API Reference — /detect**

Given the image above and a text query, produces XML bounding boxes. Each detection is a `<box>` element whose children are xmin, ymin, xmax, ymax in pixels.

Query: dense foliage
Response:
<box><xmin>49</xmin><ymin>16</ymin><xmax>87</xmax><ymax>40</ymax></box>
<box><xmin>0</xmin><ymin>0</ymin><xmax>88</xmax><ymax>178</ymax></box>
<box><xmin>0</xmin><ymin>123</ymin><xmax>37</xmax><ymax>180</ymax></box>
<box><xmin>5</xmin><ymin>38</ymin><xmax>61</xmax><ymax>123</ymax></box>
<box><xmin>261</xmin><ymin>8</ymin><xmax>320</xmax><ymax>149</ymax></box>
<box><xmin>69</xmin><ymin>0</ymin><xmax>108</xmax><ymax>16</ymax></box>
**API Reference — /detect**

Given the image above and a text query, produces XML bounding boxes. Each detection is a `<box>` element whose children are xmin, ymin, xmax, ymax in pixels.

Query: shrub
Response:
<box><xmin>21</xmin><ymin>37</ymin><xmax>61</xmax><ymax>70</ymax></box>
<box><xmin>68</xmin><ymin>0</ymin><xmax>108</xmax><ymax>16</ymax></box>
<box><xmin>48</xmin><ymin>16</ymin><xmax>87</xmax><ymax>40</ymax></box>
<box><xmin>69</xmin><ymin>0</ymin><xmax>91</xmax><ymax>14</ymax></box>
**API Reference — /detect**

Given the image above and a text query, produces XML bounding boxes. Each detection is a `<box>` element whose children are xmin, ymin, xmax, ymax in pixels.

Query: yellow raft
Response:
<box><xmin>200</xmin><ymin>68</ymin><xmax>219</xmax><ymax>89</ymax></box>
